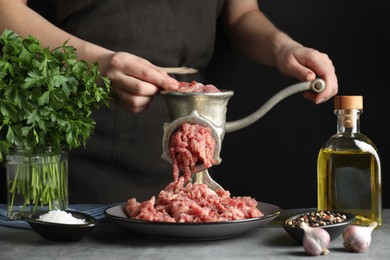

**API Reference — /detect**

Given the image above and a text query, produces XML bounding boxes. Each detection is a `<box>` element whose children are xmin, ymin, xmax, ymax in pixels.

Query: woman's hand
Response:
<box><xmin>275</xmin><ymin>44</ymin><xmax>338</xmax><ymax>104</ymax></box>
<box><xmin>102</xmin><ymin>52</ymin><xmax>179</xmax><ymax>113</ymax></box>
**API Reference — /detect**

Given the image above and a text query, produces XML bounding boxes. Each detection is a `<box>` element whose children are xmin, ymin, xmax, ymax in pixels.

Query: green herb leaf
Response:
<box><xmin>0</xmin><ymin>29</ymin><xmax>111</xmax><ymax>161</ymax></box>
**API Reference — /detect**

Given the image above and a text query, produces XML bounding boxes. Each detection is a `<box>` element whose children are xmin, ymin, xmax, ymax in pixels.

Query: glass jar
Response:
<box><xmin>317</xmin><ymin>96</ymin><xmax>382</xmax><ymax>228</ymax></box>
<box><xmin>6</xmin><ymin>147</ymin><xmax>68</xmax><ymax>220</ymax></box>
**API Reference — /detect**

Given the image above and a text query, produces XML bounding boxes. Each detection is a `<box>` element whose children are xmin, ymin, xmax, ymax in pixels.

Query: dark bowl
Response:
<box><xmin>283</xmin><ymin>210</ymin><xmax>355</xmax><ymax>244</ymax></box>
<box><xmin>22</xmin><ymin>210</ymin><xmax>97</xmax><ymax>242</ymax></box>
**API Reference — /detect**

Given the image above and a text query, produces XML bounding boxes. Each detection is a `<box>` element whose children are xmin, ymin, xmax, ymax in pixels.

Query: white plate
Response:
<box><xmin>104</xmin><ymin>202</ymin><xmax>280</xmax><ymax>241</ymax></box>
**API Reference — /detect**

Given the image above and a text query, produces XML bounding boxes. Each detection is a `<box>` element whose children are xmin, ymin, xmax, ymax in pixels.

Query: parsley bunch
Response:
<box><xmin>0</xmin><ymin>29</ymin><xmax>110</xmax><ymax>162</ymax></box>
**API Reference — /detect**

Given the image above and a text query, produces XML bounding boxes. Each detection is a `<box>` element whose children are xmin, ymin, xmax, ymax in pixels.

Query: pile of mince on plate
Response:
<box><xmin>124</xmin><ymin>81</ymin><xmax>263</xmax><ymax>223</ymax></box>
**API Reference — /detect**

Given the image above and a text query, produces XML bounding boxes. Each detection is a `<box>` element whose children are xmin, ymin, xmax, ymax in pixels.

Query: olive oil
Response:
<box><xmin>317</xmin><ymin>96</ymin><xmax>382</xmax><ymax>228</ymax></box>
<box><xmin>318</xmin><ymin>149</ymin><xmax>381</xmax><ymax>227</ymax></box>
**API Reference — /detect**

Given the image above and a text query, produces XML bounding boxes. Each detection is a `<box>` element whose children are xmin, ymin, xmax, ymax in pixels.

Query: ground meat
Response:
<box><xmin>169</xmin><ymin>122</ymin><xmax>216</xmax><ymax>182</ymax></box>
<box><xmin>124</xmin><ymin>177</ymin><xmax>263</xmax><ymax>222</ymax></box>
<box><xmin>177</xmin><ymin>81</ymin><xmax>220</xmax><ymax>93</ymax></box>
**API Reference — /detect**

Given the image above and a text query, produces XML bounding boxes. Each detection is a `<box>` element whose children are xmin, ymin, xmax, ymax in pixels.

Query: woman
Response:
<box><xmin>0</xmin><ymin>0</ymin><xmax>338</xmax><ymax>204</ymax></box>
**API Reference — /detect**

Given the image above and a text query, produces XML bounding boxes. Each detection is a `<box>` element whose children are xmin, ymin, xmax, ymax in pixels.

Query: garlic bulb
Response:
<box><xmin>300</xmin><ymin>222</ymin><xmax>330</xmax><ymax>256</ymax></box>
<box><xmin>342</xmin><ymin>221</ymin><xmax>378</xmax><ymax>253</ymax></box>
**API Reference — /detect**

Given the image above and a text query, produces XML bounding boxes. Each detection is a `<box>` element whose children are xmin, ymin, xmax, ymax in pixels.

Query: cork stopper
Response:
<box><xmin>334</xmin><ymin>96</ymin><xmax>363</xmax><ymax>110</ymax></box>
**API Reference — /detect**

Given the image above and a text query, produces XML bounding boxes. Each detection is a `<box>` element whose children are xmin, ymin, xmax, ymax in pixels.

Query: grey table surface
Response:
<box><xmin>0</xmin><ymin>208</ymin><xmax>389</xmax><ymax>260</ymax></box>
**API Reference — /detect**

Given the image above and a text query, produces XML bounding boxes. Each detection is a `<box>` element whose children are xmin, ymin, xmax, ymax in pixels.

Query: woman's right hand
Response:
<box><xmin>101</xmin><ymin>52</ymin><xmax>179</xmax><ymax>113</ymax></box>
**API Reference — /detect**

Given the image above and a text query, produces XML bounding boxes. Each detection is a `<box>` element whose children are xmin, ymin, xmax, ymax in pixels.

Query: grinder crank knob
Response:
<box><xmin>310</xmin><ymin>78</ymin><xmax>326</xmax><ymax>93</ymax></box>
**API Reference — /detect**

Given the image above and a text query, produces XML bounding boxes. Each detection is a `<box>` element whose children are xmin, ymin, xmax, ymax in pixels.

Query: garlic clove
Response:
<box><xmin>342</xmin><ymin>221</ymin><xmax>378</xmax><ymax>253</ymax></box>
<box><xmin>300</xmin><ymin>222</ymin><xmax>331</xmax><ymax>256</ymax></box>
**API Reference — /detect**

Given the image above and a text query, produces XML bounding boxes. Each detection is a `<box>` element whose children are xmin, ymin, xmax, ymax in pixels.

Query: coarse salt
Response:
<box><xmin>38</xmin><ymin>209</ymin><xmax>87</xmax><ymax>224</ymax></box>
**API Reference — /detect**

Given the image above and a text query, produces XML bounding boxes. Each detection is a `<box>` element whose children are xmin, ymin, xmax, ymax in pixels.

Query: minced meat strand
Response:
<box><xmin>169</xmin><ymin>122</ymin><xmax>216</xmax><ymax>182</ymax></box>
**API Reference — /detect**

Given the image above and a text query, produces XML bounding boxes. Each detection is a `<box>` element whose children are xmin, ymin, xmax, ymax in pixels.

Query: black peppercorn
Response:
<box><xmin>286</xmin><ymin>211</ymin><xmax>348</xmax><ymax>228</ymax></box>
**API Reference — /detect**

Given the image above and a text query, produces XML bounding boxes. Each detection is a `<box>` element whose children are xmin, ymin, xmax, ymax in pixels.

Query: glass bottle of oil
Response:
<box><xmin>317</xmin><ymin>95</ymin><xmax>382</xmax><ymax>228</ymax></box>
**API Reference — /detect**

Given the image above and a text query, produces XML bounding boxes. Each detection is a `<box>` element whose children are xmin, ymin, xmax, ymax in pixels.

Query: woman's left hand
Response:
<box><xmin>275</xmin><ymin>44</ymin><xmax>338</xmax><ymax>104</ymax></box>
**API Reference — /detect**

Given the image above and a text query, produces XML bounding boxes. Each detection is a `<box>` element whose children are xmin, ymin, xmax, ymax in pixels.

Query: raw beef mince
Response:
<box><xmin>124</xmin><ymin>81</ymin><xmax>263</xmax><ymax>222</ymax></box>
<box><xmin>177</xmin><ymin>81</ymin><xmax>220</xmax><ymax>93</ymax></box>
<box><xmin>124</xmin><ymin>177</ymin><xmax>263</xmax><ymax>222</ymax></box>
<box><xmin>169</xmin><ymin>122</ymin><xmax>216</xmax><ymax>182</ymax></box>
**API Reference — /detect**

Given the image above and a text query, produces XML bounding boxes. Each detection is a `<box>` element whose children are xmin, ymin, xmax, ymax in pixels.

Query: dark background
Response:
<box><xmin>1</xmin><ymin>0</ymin><xmax>388</xmax><ymax>209</ymax></box>
<box><xmin>205</xmin><ymin>0</ymin><xmax>388</xmax><ymax>209</ymax></box>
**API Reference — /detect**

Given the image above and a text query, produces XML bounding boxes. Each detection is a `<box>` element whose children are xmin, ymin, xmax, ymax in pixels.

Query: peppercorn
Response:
<box><xmin>286</xmin><ymin>211</ymin><xmax>348</xmax><ymax>228</ymax></box>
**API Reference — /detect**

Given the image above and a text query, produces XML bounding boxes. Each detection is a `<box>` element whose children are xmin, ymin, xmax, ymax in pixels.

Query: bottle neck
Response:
<box><xmin>335</xmin><ymin>109</ymin><xmax>361</xmax><ymax>134</ymax></box>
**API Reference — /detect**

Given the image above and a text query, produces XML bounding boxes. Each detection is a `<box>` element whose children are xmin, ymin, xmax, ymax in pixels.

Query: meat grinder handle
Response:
<box><xmin>224</xmin><ymin>78</ymin><xmax>326</xmax><ymax>133</ymax></box>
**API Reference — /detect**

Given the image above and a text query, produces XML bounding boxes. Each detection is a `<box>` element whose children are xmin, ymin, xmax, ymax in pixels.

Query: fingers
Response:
<box><xmin>299</xmin><ymin>50</ymin><xmax>338</xmax><ymax>104</ymax></box>
<box><xmin>280</xmin><ymin>48</ymin><xmax>339</xmax><ymax>104</ymax></box>
<box><xmin>122</xmin><ymin>62</ymin><xmax>179</xmax><ymax>91</ymax></box>
<box><xmin>115</xmin><ymin>95</ymin><xmax>153</xmax><ymax>114</ymax></box>
<box><xmin>111</xmin><ymin>79</ymin><xmax>155</xmax><ymax>113</ymax></box>
<box><xmin>303</xmin><ymin>70</ymin><xmax>338</xmax><ymax>104</ymax></box>
<box><xmin>105</xmin><ymin>52</ymin><xmax>179</xmax><ymax>113</ymax></box>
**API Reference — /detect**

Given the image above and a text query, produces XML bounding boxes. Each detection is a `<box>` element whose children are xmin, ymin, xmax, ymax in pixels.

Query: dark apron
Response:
<box><xmin>51</xmin><ymin>0</ymin><xmax>225</xmax><ymax>203</ymax></box>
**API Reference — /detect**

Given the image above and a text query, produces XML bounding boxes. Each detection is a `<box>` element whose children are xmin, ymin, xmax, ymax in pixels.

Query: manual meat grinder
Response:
<box><xmin>160</xmin><ymin>78</ymin><xmax>326</xmax><ymax>191</ymax></box>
